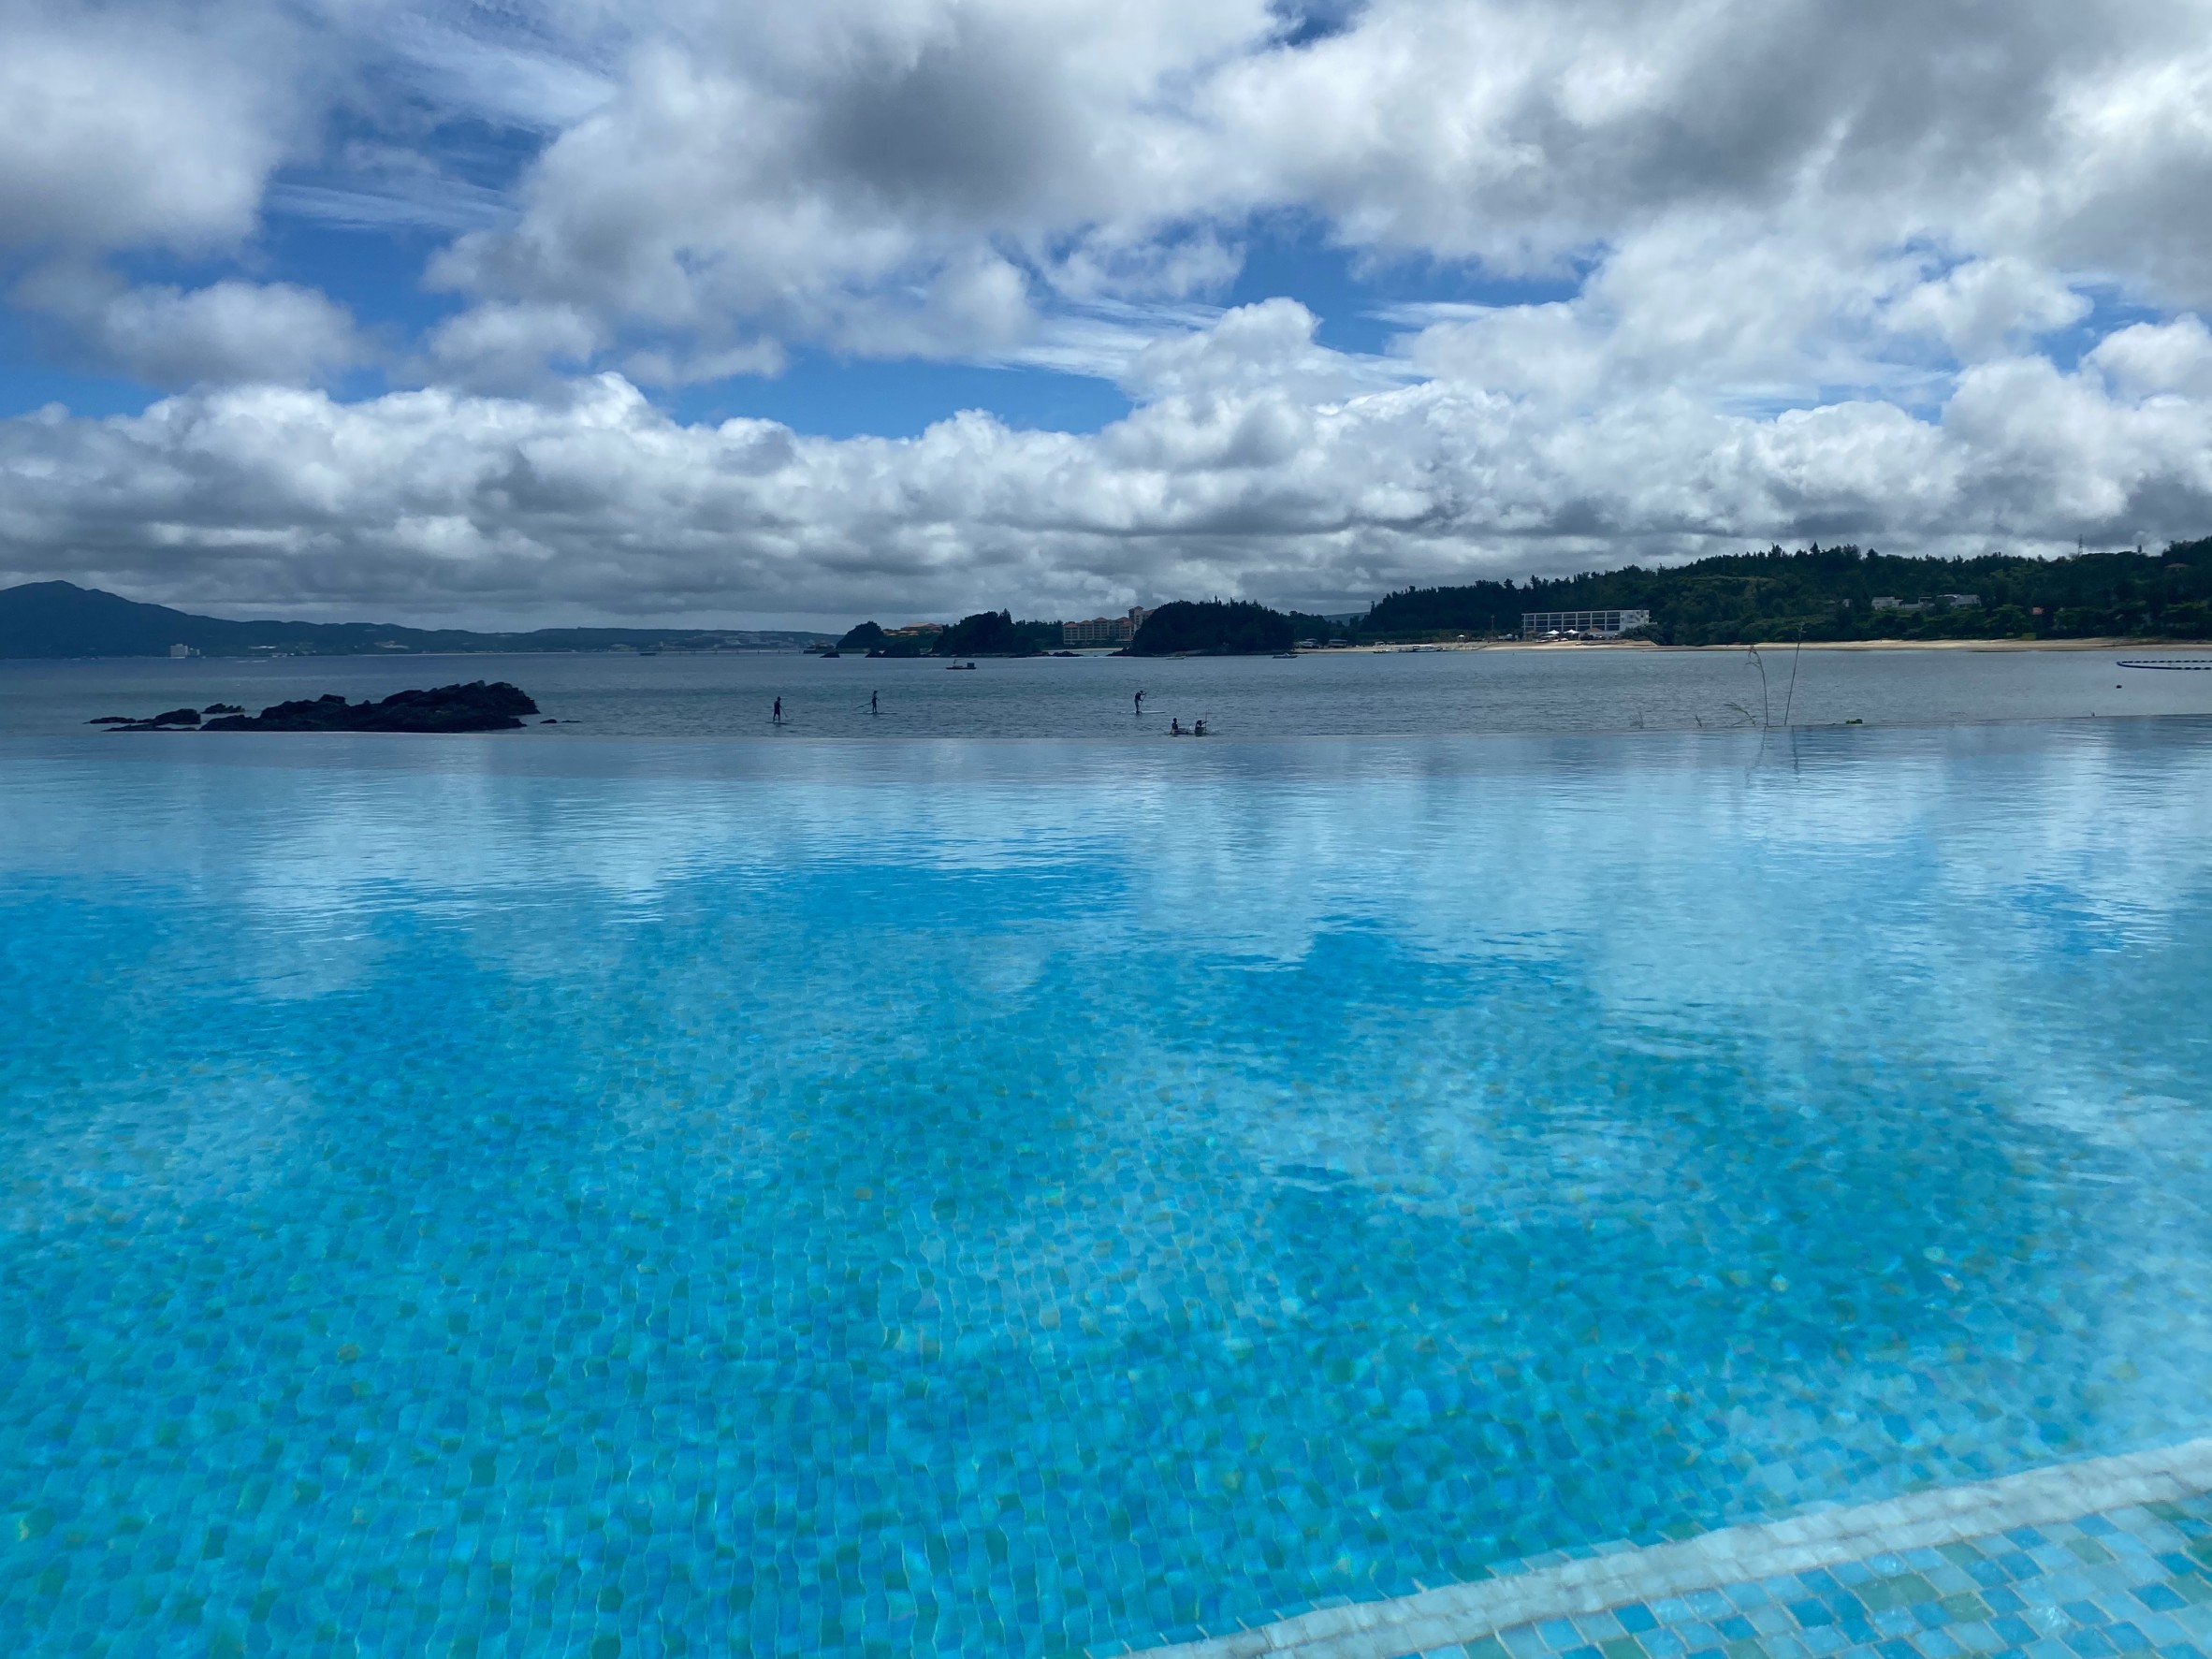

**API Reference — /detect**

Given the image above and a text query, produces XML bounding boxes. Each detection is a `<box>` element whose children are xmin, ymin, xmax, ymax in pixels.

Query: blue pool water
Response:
<box><xmin>3</xmin><ymin>722</ymin><xmax>2212</xmax><ymax>1658</ymax></box>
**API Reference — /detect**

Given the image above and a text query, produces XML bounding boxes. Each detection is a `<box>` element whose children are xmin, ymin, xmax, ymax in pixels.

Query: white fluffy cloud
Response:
<box><xmin>8</xmin><ymin>0</ymin><xmax>2212</xmax><ymax>616</ymax></box>
<box><xmin>6</xmin><ymin>302</ymin><xmax>2209</xmax><ymax>621</ymax></box>
<box><xmin>425</xmin><ymin>0</ymin><xmax>1263</xmax><ymax>357</ymax></box>
<box><xmin>421</xmin><ymin>0</ymin><xmax>2212</xmax><ymax>357</ymax></box>
<box><xmin>1886</xmin><ymin>259</ymin><xmax>2093</xmax><ymax>364</ymax></box>
<box><xmin>22</xmin><ymin>276</ymin><xmax>369</xmax><ymax>388</ymax></box>
<box><xmin>0</xmin><ymin>0</ymin><xmax>309</xmax><ymax>256</ymax></box>
<box><xmin>425</xmin><ymin>302</ymin><xmax>606</xmax><ymax>394</ymax></box>
<box><xmin>2088</xmin><ymin>317</ymin><xmax>2212</xmax><ymax>401</ymax></box>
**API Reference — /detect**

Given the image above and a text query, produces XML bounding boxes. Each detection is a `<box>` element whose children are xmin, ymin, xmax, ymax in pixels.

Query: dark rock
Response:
<box><xmin>203</xmin><ymin>681</ymin><xmax>539</xmax><ymax>733</ymax></box>
<box><xmin>93</xmin><ymin>706</ymin><xmax>201</xmax><ymax>729</ymax></box>
<box><xmin>203</xmin><ymin>704</ymin><xmax>243</xmax><ymax>714</ymax></box>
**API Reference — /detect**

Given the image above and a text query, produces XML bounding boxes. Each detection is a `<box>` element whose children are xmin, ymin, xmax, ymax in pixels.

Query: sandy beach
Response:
<box><xmin>1336</xmin><ymin>635</ymin><xmax>2212</xmax><ymax>653</ymax></box>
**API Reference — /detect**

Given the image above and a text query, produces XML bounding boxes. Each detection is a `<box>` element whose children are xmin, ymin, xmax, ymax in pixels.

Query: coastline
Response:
<box><xmin>1328</xmin><ymin>635</ymin><xmax>2210</xmax><ymax>654</ymax></box>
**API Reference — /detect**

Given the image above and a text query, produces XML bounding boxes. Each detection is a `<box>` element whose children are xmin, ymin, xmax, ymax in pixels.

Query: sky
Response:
<box><xmin>4</xmin><ymin>0</ymin><xmax>2212</xmax><ymax>628</ymax></box>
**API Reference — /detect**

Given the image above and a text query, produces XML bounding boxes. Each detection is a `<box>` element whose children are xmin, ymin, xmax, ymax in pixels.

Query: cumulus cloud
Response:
<box><xmin>1885</xmin><ymin>258</ymin><xmax>2093</xmax><ymax>363</ymax></box>
<box><xmin>9</xmin><ymin>0</ymin><xmax>2212</xmax><ymax>615</ymax></box>
<box><xmin>5</xmin><ymin>303</ymin><xmax>2209</xmax><ymax>621</ymax></box>
<box><xmin>425</xmin><ymin>301</ymin><xmax>607</xmax><ymax>393</ymax></box>
<box><xmin>22</xmin><ymin>276</ymin><xmax>369</xmax><ymax>388</ymax></box>
<box><xmin>420</xmin><ymin>5</ymin><xmax>1230</xmax><ymax>366</ymax></box>
<box><xmin>0</xmin><ymin>0</ymin><xmax>309</xmax><ymax>256</ymax></box>
<box><xmin>390</xmin><ymin>0</ymin><xmax>2212</xmax><ymax>429</ymax></box>
<box><xmin>2088</xmin><ymin>317</ymin><xmax>2212</xmax><ymax>401</ymax></box>
<box><xmin>417</xmin><ymin>0</ymin><xmax>2212</xmax><ymax>348</ymax></box>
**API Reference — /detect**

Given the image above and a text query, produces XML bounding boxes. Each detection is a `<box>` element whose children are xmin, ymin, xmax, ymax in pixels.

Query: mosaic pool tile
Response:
<box><xmin>1426</xmin><ymin>1492</ymin><xmax>2212</xmax><ymax>1659</ymax></box>
<box><xmin>2</xmin><ymin>724</ymin><xmax>2211</xmax><ymax>1658</ymax></box>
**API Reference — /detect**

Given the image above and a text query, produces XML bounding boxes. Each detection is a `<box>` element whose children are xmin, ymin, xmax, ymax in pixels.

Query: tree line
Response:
<box><xmin>841</xmin><ymin>602</ymin><xmax>1309</xmax><ymax>656</ymax></box>
<box><xmin>1357</xmin><ymin>542</ymin><xmax>2212</xmax><ymax>645</ymax></box>
<box><xmin>837</xmin><ymin>613</ymin><xmax>1064</xmax><ymax>656</ymax></box>
<box><xmin>836</xmin><ymin>541</ymin><xmax>2212</xmax><ymax>656</ymax></box>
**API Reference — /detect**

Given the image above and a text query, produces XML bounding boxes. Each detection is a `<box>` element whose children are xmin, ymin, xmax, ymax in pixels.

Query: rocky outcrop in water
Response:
<box><xmin>205</xmin><ymin>682</ymin><xmax>538</xmax><ymax>732</ymax></box>
<box><xmin>96</xmin><ymin>682</ymin><xmax>541</xmax><ymax>732</ymax></box>
<box><xmin>91</xmin><ymin>706</ymin><xmax>203</xmax><ymax>728</ymax></box>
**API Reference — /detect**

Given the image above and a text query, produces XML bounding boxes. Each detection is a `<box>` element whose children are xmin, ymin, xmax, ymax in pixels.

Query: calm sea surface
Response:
<box><xmin>3</xmin><ymin>664</ymin><xmax>2211</xmax><ymax>1656</ymax></box>
<box><xmin>3</xmin><ymin>643</ymin><xmax>2210</xmax><ymax>739</ymax></box>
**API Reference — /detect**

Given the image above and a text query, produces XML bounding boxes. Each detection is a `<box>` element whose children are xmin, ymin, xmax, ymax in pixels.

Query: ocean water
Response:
<box><xmin>4</xmin><ymin>641</ymin><xmax>2212</xmax><ymax>739</ymax></box>
<box><xmin>3</xmin><ymin>721</ymin><xmax>2212</xmax><ymax>1659</ymax></box>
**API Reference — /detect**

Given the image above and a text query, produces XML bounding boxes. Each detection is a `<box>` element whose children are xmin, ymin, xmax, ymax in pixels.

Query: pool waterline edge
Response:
<box><xmin>1122</xmin><ymin>1437</ymin><xmax>2212</xmax><ymax>1659</ymax></box>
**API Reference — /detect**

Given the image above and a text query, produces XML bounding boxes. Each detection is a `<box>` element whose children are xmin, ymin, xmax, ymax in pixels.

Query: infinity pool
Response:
<box><xmin>4</xmin><ymin>722</ymin><xmax>2211</xmax><ymax>1658</ymax></box>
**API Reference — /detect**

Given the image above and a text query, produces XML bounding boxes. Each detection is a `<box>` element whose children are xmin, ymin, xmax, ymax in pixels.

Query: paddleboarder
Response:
<box><xmin>773</xmin><ymin>696</ymin><xmax>782</xmax><ymax>723</ymax></box>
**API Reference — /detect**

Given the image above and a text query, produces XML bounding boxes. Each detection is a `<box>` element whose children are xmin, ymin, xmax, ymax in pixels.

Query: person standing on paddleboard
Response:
<box><xmin>1135</xmin><ymin>690</ymin><xmax>1145</xmax><ymax>716</ymax></box>
<box><xmin>773</xmin><ymin>696</ymin><xmax>782</xmax><ymax>723</ymax></box>
<box><xmin>870</xmin><ymin>691</ymin><xmax>879</xmax><ymax>714</ymax></box>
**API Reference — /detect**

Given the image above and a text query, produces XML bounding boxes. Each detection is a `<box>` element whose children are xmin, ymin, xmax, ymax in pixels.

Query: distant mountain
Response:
<box><xmin>0</xmin><ymin>582</ymin><xmax>833</xmax><ymax>659</ymax></box>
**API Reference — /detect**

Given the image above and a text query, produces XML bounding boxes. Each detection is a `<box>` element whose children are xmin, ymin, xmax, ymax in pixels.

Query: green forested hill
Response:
<box><xmin>1359</xmin><ymin>542</ymin><xmax>2212</xmax><ymax>645</ymax></box>
<box><xmin>932</xmin><ymin>610</ymin><xmax>1060</xmax><ymax>655</ymax></box>
<box><xmin>1128</xmin><ymin>600</ymin><xmax>1293</xmax><ymax>655</ymax></box>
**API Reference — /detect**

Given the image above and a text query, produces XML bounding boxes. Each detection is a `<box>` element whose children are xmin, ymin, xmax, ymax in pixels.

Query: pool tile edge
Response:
<box><xmin>1117</xmin><ymin>1436</ymin><xmax>2212</xmax><ymax>1659</ymax></box>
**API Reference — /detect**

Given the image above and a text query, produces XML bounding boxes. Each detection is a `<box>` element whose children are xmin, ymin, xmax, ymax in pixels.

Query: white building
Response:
<box><xmin>1520</xmin><ymin>609</ymin><xmax>1652</xmax><ymax>638</ymax></box>
<box><xmin>1062</xmin><ymin>606</ymin><xmax>1153</xmax><ymax>646</ymax></box>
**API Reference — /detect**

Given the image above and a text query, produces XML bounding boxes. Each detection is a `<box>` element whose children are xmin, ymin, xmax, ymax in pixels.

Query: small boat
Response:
<box><xmin>819</xmin><ymin>648</ymin><xmax>840</xmax><ymax>659</ymax></box>
<box><xmin>947</xmin><ymin>662</ymin><xmax>978</xmax><ymax>670</ymax></box>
